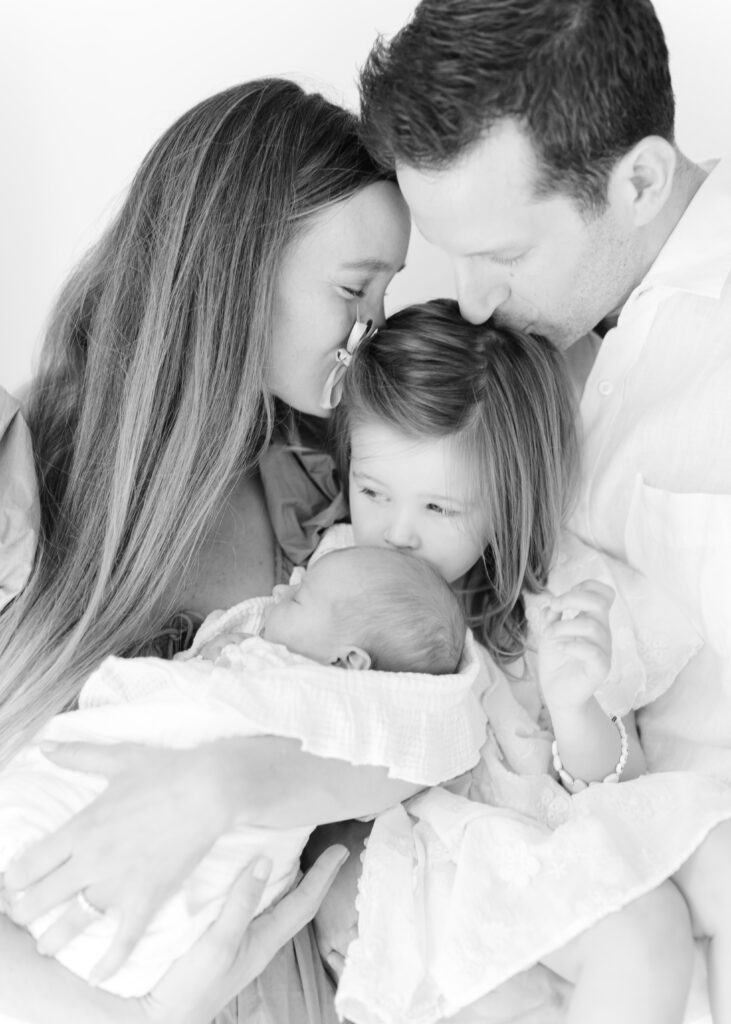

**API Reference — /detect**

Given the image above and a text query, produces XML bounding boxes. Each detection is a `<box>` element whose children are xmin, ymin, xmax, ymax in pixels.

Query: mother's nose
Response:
<box><xmin>358</xmin><ymin>295</ymin><xmax>387</xmax><ymax>330</ymax></box>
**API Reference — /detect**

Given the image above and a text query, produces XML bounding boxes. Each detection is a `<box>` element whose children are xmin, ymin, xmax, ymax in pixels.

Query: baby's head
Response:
<box><xmin>338</xmin><ymin>298</ymin><xmax>578</xmax><ymax>663</ymax></box>
<box><xmin>262</xmin><ymin>545</ymin><xmax>465</xmax><ymax>674</ymax></box>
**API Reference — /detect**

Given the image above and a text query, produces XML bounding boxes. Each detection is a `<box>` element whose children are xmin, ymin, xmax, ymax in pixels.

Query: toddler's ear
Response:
<box><xmin>332</xmin><ymin>646</ymin><xmax>371</xmax><ymax>671</ymax></box>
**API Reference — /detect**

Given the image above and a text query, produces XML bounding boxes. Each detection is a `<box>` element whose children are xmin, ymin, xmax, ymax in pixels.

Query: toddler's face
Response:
<box><xmin>348</xmin><ymin>420</ymin><xmax>490</xmax><ymax>583</ymax></box>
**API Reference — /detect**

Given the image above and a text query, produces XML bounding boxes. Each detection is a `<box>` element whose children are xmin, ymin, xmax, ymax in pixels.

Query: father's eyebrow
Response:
<box><xmin>339</xmin><ymin>257</ymin><xmax>406</xmax><ymax>273</ymax></box>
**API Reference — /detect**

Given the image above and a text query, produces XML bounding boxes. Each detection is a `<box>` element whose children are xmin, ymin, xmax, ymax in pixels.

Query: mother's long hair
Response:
<box><xmin>340</xmin><ymin>299</ymin><xmax>579</xmax><ymax>665</ymax></box>
<box><xmin>0</xmin><ymin>79</ymin><xmax>390</xmax><ymax>756</ymax></box>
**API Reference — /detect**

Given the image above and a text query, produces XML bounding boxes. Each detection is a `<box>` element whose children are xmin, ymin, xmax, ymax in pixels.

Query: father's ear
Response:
<box><xmin>331</xmin><ymin>646</ymin><xmax>372</xmax><ymax>671</ymax></box>
<box><xmin>610</xmin><ymin>136</ymin><xmax>677</xmax><ymax>228</ymax></box>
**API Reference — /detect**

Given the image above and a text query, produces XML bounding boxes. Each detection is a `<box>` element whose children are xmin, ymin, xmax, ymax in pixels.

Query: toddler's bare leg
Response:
<box><xmin>674</xmin><ymin>819</ymin><xmax>731</xmax><ymax>1024</ymax></box>
<box><xmin>541</xmin><ymin>881</ymin><xmax>693</xmax><ymax>1024</ymax></box>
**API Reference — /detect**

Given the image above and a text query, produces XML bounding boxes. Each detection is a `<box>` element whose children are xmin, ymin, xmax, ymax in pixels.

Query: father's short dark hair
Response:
<box><xmin>359</xmin><ymin>0</ymin><xmax>675</xmax><ymax>212</ymax></box>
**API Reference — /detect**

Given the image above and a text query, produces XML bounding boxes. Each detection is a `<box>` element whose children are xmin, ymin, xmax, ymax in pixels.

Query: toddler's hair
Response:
<box><xmin>338</xmin><ymin>298</ymin><xmax>578</xmax><ymax>665</ymax></box>
<box><xmin>326</xmin><ymin>547</ymin><xmax>465</xmax><ymax>674</ymax></box>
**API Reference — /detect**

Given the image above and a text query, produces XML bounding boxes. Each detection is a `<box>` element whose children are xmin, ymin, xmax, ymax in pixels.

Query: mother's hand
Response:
<box><xmin>4</xmin><ymin>740</ymin><xmax>239</xmax><ymax>984</ymax></box>
<box><xmin>131</xmin><ymin>845</ymin><xmax>348</xmax><ymax>1024</ymax></box>
<box><xmin>0</xmin><ymin>846</ymin><xmax>348</xmax><ymax>1024</ymax></box>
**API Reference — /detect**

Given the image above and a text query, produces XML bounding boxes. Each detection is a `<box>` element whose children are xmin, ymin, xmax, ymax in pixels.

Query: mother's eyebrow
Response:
<box><xmin>339</xmin><ymin>257</ymin><xmax>406</xmax><ymax>273</ymax></box>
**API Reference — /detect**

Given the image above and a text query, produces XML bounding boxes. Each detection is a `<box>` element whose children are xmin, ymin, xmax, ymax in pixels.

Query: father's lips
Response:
<box><xmin>495</xmin><ymin>313</ymin><xmax>536</xmax><ymax>334</ymax></box>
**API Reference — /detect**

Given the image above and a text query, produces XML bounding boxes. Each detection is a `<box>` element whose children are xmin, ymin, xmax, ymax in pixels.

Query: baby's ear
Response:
<box><xmin>332</xmin><ymin>646</ymin><xmax>371</xmax><ymax>671</ymax></box>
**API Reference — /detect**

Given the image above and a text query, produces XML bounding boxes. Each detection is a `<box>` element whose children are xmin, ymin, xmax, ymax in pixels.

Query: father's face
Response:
<box><xmin>397</xmin><ymin>120</ymin><xmax>638</xmax><ymax>349</ymax></box>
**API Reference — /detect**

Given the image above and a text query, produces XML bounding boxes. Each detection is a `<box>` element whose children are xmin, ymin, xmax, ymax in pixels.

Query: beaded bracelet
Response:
<box><xmin>551</xmin><ymin>714</ymin><xmax>629</xmax><ymax>793</ymax></box>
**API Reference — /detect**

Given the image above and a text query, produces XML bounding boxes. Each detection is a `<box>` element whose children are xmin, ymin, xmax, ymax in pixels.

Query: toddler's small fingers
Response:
<box><xmin>549</xmin><ymin>580</ymin><xmax>615</xmax><ymax>616</ymax></box>
<box><xmin>544</xmin><ymin>614</ymin><xmax>607</xmax><ymax>644</ymax></box>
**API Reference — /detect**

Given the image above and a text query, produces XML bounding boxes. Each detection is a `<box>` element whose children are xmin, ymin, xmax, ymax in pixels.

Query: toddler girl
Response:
<box><xmin>331</xmin><ymin>299</ymin><xmax>731</xmax><ymax>1024</ymax></box>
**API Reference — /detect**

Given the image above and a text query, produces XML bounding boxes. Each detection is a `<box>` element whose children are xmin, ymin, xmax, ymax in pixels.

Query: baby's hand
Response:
<box><xmin>198</xmin><ymin>631</ymin><xmax>254</xmax><ymax>661</ymax></box>
<box><xmin>537</xmin><ymin>580</ymin><xmax>614</xmax><ymax>713</ymax></box>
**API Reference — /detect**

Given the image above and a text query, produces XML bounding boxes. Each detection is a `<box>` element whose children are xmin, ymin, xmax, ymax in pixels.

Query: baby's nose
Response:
<box><xmin>272</xmin><ymin>584</ymin><xmax>292</xmax><ymax>603</ymax></box>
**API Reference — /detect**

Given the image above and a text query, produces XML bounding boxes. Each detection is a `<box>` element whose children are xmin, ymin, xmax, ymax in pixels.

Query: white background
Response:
<box><xmin>1</xmin><ymin>0</ymin><xmax>730</xmax><ymax>394</ymax></box>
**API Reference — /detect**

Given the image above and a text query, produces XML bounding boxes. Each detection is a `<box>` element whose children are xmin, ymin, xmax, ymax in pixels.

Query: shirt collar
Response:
<box><xmin>632</xmin><ymin>159</ymin><xmax>731</xmax><ymax>302</ymax></box>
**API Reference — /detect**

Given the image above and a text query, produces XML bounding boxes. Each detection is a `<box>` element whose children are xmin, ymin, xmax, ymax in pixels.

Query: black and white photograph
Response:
<box><xmin>0</xmin><ymin>2</ymin><xmax>730</xmax><ymax>1022</ymax></box>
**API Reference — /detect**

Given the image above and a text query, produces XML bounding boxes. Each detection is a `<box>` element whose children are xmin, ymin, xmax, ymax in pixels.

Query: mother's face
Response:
<box><xmin>268</xmin><ymin>180</ymin><xmax>410</xmax><ymax>416</ymax></box>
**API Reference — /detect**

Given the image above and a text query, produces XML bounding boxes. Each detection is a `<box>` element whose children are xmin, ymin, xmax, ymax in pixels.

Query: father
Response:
<box><xmin>358</xmin><ymin>0</ymin><xmax>731</xmax><ymax>786</ymax></box>
<box><xmin>348</xmin><ymin>1</ymin><xmax>731</xmax><ymax>1005</ymax></box>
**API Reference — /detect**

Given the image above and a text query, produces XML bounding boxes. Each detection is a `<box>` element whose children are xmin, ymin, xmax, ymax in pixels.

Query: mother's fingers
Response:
<box><xmin>141</xmin><ymin>854</ymin><xmax>275</xmax><ymax>1019</ymax></box>
<box><xmin>140</xmin><ymin>847</ymin><xmax>350</xmax><ymax>1024</ymax></box>
<box><xmin>254</xmin><ymin>845</ymin><xmax>350</xmax><ymax>956</ymax></box>
<box><xmin>4</xmin><ymin>825</ymin><xmax>76</xmax><ymax>892</ymax></box>
<box><xmin>87</xmin><ymin>897</ymin><xmax>155</xmax><ymax>986</ymax></box>
<box><xmin>39</xmin><ymin>741</ymin><xmax>144</xmax><ymax>777</ymax></box>
<box><xmin>217</xmin><ymin>846</ymin><xmax>350</xmax><ymax>998</ymax></box>
<box><xmin>4</xmin><ymin>742</ymin><xmax>145</xmax><ymax>893</ymax></box>
<box><xmin>192</xmin><ymin>854</ymin><xmax>273</xmax><ymax>965</ymax></box>
<box><xmin>7</xmin><ymin>856</ymin><xmax>84</xmax><ymax>924</ymax></box>
<box><xmin>34</xmin><ymin>896</ymin><xmax>101</xmax><ymax>956</ymax></box>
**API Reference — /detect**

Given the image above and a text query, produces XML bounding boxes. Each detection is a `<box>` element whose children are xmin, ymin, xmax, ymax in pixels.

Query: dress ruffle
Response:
<box><xmin>337</xmin><ymin>770</ymin><xmax>731</xmax><ymax>1024</ymax></box>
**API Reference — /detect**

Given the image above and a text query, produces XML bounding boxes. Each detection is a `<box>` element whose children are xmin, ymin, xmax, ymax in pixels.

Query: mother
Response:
<box><xmin>0</xmin><ymin>78</ymin><xmax>410</xmax><ymax>1022</ymax></box>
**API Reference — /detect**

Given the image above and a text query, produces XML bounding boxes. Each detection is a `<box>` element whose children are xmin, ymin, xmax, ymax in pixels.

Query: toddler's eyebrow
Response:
<box><xmin>351</xmin><ymin>468</ymin><xmax>384</xmax><ymax>484</ymax></box>
<box><xmin>352</xmin><ymin>469</ymin><xmax>474</xmax><ymax>507</ymax></box>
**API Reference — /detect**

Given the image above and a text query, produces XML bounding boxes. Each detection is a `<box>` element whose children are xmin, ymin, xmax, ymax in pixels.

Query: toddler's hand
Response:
<box><xmin>537</xmin><ymin>579</ymin><xmax>614</xmax><ymax>713</ymax></box>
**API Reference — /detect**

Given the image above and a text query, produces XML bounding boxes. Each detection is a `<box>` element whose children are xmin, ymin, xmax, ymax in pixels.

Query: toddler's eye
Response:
<box><xmin>359</xmin><ymin>486</ymin><xmax>382</xmax><ymax>501</ymax></box>
<box><xmin>426</xmin><ymin>502</ymin><xmax>457</xmax><ymax>517</ymax></box>
<box><xmin>341</xmin><ymin>286</ymin><xmax>366</xmax><ymax>299</ymax></box>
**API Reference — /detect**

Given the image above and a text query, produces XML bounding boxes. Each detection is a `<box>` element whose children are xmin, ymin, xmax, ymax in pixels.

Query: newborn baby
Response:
<box><xmin>199</xmin><ymin>543</ymin><xmax>465</xmax><ymax>673</ymax></box>
<box><xmin>0</xmin><ymin>544</ymin><xmax>482</xmax><ymax>995</ymax></box>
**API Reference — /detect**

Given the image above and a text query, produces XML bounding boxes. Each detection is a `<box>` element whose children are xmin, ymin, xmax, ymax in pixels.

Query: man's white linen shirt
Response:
<box><xmin>569</xmin><ymin>159</ymin><xmax>731</xmax><ymax>778</ymax></box>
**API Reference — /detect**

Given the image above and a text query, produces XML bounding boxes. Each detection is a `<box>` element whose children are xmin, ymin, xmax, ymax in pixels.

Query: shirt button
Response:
<box><xmin>598</xmin><ymin>380</ymin><xmax>613</xmax><ymax>396</ymax></box>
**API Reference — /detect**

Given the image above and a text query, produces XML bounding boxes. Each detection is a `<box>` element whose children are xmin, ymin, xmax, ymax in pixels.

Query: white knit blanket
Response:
<box><xmin>0</xmin><ymin>588</ymin><xmax>483</xmax><ymax>997</ymax></box>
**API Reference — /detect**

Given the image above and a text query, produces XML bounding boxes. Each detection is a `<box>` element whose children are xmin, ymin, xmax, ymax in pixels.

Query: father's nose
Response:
<box><xmin>455</xmin><ymin>263</ymin><xmax>511</xmax><ymax>325</ymax></box>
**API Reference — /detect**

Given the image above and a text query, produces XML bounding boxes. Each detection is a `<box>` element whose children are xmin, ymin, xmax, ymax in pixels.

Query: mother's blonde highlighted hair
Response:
<box><xmin>0</xmin><ymin>79</ymin><xmax>392</xmax><ymax>758</ymax></box>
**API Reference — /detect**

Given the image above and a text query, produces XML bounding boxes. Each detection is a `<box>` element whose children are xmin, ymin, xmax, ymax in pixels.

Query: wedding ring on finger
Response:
<box><xmin>76</xmin><ymin>890</ymin><xmax>105</xmax><ymax>920</ymax></box>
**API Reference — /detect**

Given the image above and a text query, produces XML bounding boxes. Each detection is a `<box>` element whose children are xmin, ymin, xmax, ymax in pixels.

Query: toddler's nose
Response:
<box><xmin>383</xmin><ymin>521</ymin><xmax>418</xmax><ymax>551</ymax></box>
<box><xmin>272</xmin><ymin>584</ymin><xmax>292</xmax><ymax>603</ymax></box>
